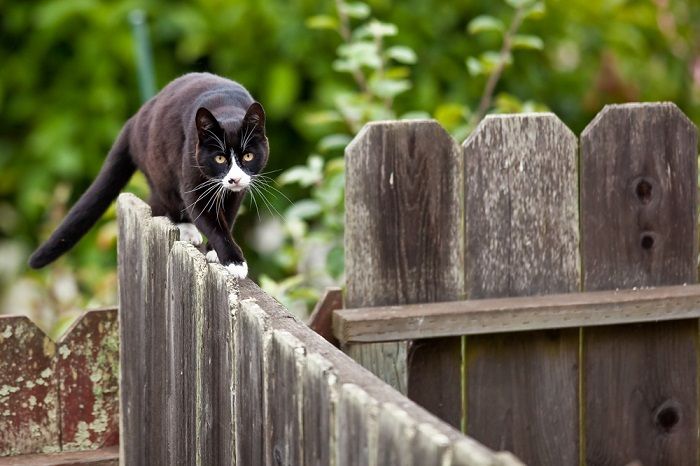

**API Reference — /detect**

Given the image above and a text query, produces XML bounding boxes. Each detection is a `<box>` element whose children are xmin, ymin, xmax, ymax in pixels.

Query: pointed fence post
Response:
<box><xmin>580</xmin><ymin>103</ymin><xmax>698</xmax><ymax>465</ymax></box>
<box><xmin>345</xmin><ymin>120</ymin><xmax>464</xmax><ymax>427</ymax></box>
<box><xmin>462</xmin><ymin>114</ymin><xmax>581</xmax><ymax>465</ymax></box>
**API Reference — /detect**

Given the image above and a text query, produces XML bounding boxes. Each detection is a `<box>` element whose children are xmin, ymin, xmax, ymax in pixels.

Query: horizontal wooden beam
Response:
<box><xmin>333</xmin><ymin>284</ymin><xmax>700</xmax><ymax>344</ymax></box>
<box><xmin>0</xmin><ymin>446</ymin><xmax>119</xmax><ymax>465</ymax></box>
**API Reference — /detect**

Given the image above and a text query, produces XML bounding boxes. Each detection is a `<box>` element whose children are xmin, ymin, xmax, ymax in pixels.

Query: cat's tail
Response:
<box><xmin>28</xmin><ymin>121</ymin><xmax>136</xmax><ymax>269</ymax></box>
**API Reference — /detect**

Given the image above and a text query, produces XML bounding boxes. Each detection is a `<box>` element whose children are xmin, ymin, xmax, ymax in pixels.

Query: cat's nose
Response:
<box><xmin>228</xmin><ymin>177</ymin><xmax>241</xmax><ymax>185</ymax></box>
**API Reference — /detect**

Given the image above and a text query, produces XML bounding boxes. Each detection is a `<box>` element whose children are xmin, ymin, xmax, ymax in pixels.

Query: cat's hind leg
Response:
<box><xmin>176</xmin><ymin>223</ymin><xmax>203</xmax><ymax>245</ymax></box>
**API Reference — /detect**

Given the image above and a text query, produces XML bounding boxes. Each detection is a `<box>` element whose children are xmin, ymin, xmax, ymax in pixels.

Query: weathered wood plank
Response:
<box><xmin>200</xmin><ymin>263</ymin><xmax>237</xmax><ymax>466</ymax></box>
<box><xmin>336</xmin><ymin>383</ymin><xmax>375</xmax><ymax>466</ymax></box>
<box><xmin>345</xmin><ymin>120</ymin><xmax>464</xmax><ymax>426</ymax></box>
<box><xmin>0</xmin><ymin>316</ymin><xmax>59</xmax><ymax>455</ymax></box>
<box><xmin>463</xmin><ymin>114</ymin><xmax>580</xmax><ymax>465</ymax></box>
<box><xmin>0</xmin><ymin>445</ymin><xmax>119</xmax><ymax>466</ymax></box>
<box><xmin>238</xmin><ymin>280</ymin><xmax>521</xmax><ymax>466</ymax></box>
<box><xmin>333</xmin><ymin>284</ymin><xmax>700</xmax><ymax>343</ymax></box>
<box><xmin>235</xmin><ymin>298</ymin><xmax>268</xmax><ymax>466</ymax></box>
<box><xmin>143</xmin><ymin>216</ymin><xmax>178</xmax><ymax>464</ymax></box>
<box><xmin>56</xmin><ymin>309</ymin><xmax>119</xmax><ymax>451</ymax></box>
<box><xmin>116</xmin><ymin>193</ymin><xmax>151</xmax><ymax>465</ymax></box>
<box><xmin>307</xmin><ymin>287</ymin><xmax>343</xmax><ymax>347</ymax></box>
<box><xmin>165</xmin><ymin>242</ymin><xmax>208</xmax><ymax>465</ymax></box>
<box><xmin>581</xmin><ymin>102</ymin><xmax>699</xmax><ymax>465</ymax></box>
<box><xmin>302</xmin><ymin>353</ymin><xmax>336</xmax><ymax>466</ymax></box>
<box><xmin>265</xmin><ymin>330</ymin><xmax>305</xmax><ymax>466</ymax></box>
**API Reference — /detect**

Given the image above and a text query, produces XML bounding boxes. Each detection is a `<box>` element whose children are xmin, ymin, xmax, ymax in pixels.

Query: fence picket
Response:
<box><xmin>345</xmin><ymin>120</ymin><xmax>464</xmax><ymax>427</ymax></box>
<box><xmin>0</xmin><ymin>316</ymin><xmax>59</xmax><ymax>455</ymax></box>
<box><xmin>580</xmin><ymin>102</ymin><xmax>699</xmax><ymax>465</ymax></box>
<box><xmin>462</xmin><ymin>114</ymin><xmax>580</xmax><ymax>465</ymax></box>
<box><xmin>56</xmin><ymin>309</ymin><xmax>119</xmax><ymax>451</ymax></box>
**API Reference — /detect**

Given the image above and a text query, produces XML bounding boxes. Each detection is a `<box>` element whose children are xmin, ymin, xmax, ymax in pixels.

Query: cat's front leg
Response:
<box><xmin>193</xmin><ymin>215</ymin><xmax>248</xmax><ymax>279</ymax></box>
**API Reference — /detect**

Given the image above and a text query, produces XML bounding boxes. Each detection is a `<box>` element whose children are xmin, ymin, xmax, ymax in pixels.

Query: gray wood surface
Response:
<box><xmin>201</xmin><ymin>264</ymin><xmax>236</xmax><ymax>465</ymax></box>
<box><xmin>235</xmin><ymin>300</ymin><xmax>267</xmax><ymax>466</ymax></box>
<box><xmin>336</xmin><ymin>384</ymin><xmax>373</xmax><ymax>466</ymax></box>
<box><xmin>302</xmin><ymin>353</ymin><xmax>335</xmax><ymax>466</ymax></box>
<box><xmin>165</xmin><ymin>242</ymin><xmax>208</xmax><ymax>466</ymax></box>
<box><xmin>0</xmin><ymin>446</ymin><xmax>119</xmax><ymax>466</ymax></box>
<box><xmin>345</xmin><ymin>120</ymin><xmax>464</xmax><ymax>424</ymax></box>
<box><xmin>580</xmin><ymin>102</ymin><xmax>699</xmax><ymax>465</ymax></box>
<box><xmin>333</xmin><ymin>284</ymin><xmax>700</xmax><ymax>342</ymax></box>
<box><xmin>116</xmin><ymin>193</ymin><xmax>150</xmax><ymax>465</ymax></box>
<box><xmin>143</xmin><ymin>215</ymin><xmax>177</xmax><ymax>464</ymax></box>
<box><xmin>463</xmin><ymin>114</ymin><xmax>580</xmax><ymax>465</ymax></box>
<box><xmin>266</xmin><ymin>330</ymin><xmax>304</xmax><ymax>466</ymax></box>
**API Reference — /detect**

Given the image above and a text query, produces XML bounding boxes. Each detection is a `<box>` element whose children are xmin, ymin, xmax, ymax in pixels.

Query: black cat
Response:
<box><xmin>29</xmin><ymin>72</ymin><xmax>269</xmax><ymax>278</ymax></box>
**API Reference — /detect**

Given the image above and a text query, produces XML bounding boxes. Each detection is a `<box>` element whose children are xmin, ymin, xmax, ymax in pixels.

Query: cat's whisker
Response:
<box><xmin>184</xmin><ymin>178</ymin><xmax>219</xmax><ymax>193</ymax></box>
<box><xmin>246</xmin><ymin>186</ymin><xmax>262</xmax><ymax>221</ymax></box>
<box><xmin>204</xmin><ymin>129</ymin><xmax>226</xmax><ymax>153</ymax></box>
<box><xmin>248</xmin><ymin>183</ymin><xmax>285</xmax><ymax>221</ymax></box>
<box><xmin>251</xmin><ymin>178</ymin><xmax>294</xmax><ymax>205</ymax></box>
<box><xmin>181</xmin><ymin>181</ymin><xmax>222</xmax><ymax>213</ymax></box>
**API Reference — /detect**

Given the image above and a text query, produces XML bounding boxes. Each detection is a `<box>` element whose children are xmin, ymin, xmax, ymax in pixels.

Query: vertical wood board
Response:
<box><xmin>165</xmin><ymin>242</ymin><xmax>207</xmax><ymax>466</ymax></box>
<box><xmin>302</xmin><ymin>353</ymin><xmax>336</xmax><ymax>466</ymax></box>
<box><xmin>345</xmin><ymin>120</ymin><xmax>464</xmax><ymax>423</ymax></box>
<box><xmin>116</xmin><ymin>193</ymin><xmax>150</xmax><ymax>465</ymax></box>
<box><xmin>0</xmin><ymin>316</ymin><xmax>59</xmax><ymax>455</ymax></box>
<box><xmin>581</xmin><ymin>102</ymin><xmax>699</xmax><ymax>465</ymax></box>
<box><xmin>463</xmin><ymin>114</ymin><xmax>580</xmax><ymax>465</ymax></box>
<box><xmin>56</xmin><ymin>309</ymin><xmax>119</xmax><ymax>451</ymax></box>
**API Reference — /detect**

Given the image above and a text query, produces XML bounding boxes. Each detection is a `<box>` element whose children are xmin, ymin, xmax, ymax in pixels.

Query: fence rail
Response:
<box><xmin>342</xmin><ymin>102</ymin><xmax>699</xmax><ymax>466</ymax></box>
<box><xmin>117</xmin><ymin>193</ymin><xmax>520</xmax><ymax>466</ymax></box>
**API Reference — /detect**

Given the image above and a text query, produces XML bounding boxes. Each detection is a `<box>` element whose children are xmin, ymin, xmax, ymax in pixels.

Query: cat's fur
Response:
<box><xmin>28</xmin><ymin>73</ymin><xmax>269</xmax><ymax>278</ymax></box>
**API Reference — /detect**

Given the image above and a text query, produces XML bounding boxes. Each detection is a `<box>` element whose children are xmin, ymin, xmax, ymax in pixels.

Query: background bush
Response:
<box><xmin>1</xmin><ymin>0</ymin><xmax>699</xmax><ymax>336</ymax></box>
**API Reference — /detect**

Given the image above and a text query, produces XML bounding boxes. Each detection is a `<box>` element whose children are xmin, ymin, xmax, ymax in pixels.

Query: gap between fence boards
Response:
<box><xmin>332</xmin><ymin>284</ymin><xmax>700</xmax><ymax>344</ymax></box>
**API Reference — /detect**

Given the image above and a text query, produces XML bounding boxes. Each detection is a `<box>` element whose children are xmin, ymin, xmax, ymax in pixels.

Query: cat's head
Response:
<box><xmin>195</xmin><ymin>103</ymin><xmax>269</xmax><ymax>192</ymax></box>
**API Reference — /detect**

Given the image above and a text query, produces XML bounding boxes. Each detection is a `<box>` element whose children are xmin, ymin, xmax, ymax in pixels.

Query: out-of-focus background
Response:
<box><xmin>1</xmin><ymin>0</ymin><xmax>699</xmax><ymax>338</ymax></box>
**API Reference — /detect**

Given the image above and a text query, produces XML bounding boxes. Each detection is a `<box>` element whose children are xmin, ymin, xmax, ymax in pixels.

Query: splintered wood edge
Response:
<box><xmin>333</xmin><ymin>284</ymin><xmax>700</xmax><ymax>343</ymax></box>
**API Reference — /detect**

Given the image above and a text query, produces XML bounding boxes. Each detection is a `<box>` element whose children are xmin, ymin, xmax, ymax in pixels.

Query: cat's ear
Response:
<box><xmin>242</xmin><ymin>102</ymin><xmax>266</xmax><ymax>131</ymax></box>
<box><xmin>195</xmin><ymin>107</ymin><xmax>224</xmax><ymax>141</ymax></box>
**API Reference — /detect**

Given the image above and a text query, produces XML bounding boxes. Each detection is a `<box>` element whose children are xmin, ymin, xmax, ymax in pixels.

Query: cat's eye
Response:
<box><xmin>242</xmin><ymin>153</ymin><xmax>255</xmax><ymax>162</ymax></box>
<box><xmin>215</xmin><ymin>155</ymin><xmax>227</xmax><ymax>164</ymax></box>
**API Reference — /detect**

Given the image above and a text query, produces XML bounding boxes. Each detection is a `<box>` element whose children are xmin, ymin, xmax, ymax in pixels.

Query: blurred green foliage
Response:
<box><xmin>1</xmin><ymin>0</ymin><xmax>699</xmax><ymax>333</ymax></box>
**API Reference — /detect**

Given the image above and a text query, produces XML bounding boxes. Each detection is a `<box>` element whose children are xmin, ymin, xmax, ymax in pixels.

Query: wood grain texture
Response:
<box><xmin>266</xmin><ymin>330</ymin><xmax>305</xmax><ymax>466</ymax></box>
<box><xmin>336</xmin><ymin>383</ymin><xmax>375</xmax><ymax>466</ymax></box>
<box><xmin>200</xmin><ymin>264</ymin><xmax>237</xmax><ymax>466</ymax></box>
<box><xmin>307</xmin><ymin>287</ymin><xmax>343</xmax><ymax>347</ymax></box>
<box><xmin>143</xmin><ymin>216</ymin><xmax>178</xmax><ymax>464</ymax></box>
<box><xmin>302</xmin><ymin>353</ymin><xmax>336</xmax><ymax>466</ymax></box>
<box><xmin>463</xmin><ymin>114</ymin><xmax>580</xmax><ymax>465</ymax></box>
<box><xmin>56</xmin><ymin>309</ymin><xmax>119</xmax><ymax>451</ymax></box>
<box><xmin>235</xmin><ymin>299</ymin><xmax>268</xmax><ymax>466</ymax></box>
<box><xmin>0</xmin><ymin>446</ymin><xmax>119</xmax><ymax>466</ymax></box>
<box><xmin>345</xmin><ymin>120</ymin><xmax>464</xmax><ymax>423</ymax></box>
<box><xmin>116</xmin><ymin>193</ymin><xmax>151</xmax><ymax>465</ymax></box>
<box><xmin>334</xmin><ymin>284</ymin><xmax>700</xmax><ymax>342</ymax></box>
<box><xmin>581</xmin><ymin>103</ymin><xmax>699</xmax><ymax>465</ymax></box>
<box><xmin>0</xmin><ymin>316</ymin><xmax>59</xmax><ymax>455</ymax></box>
<box><xmin>237</xmin><ymin>280</ymin><xmax>520</xmax><ymax>466</ymax></box>
<box><xmin>165</xmin><ymin>242</ymin><xmax>208</xmax><ymax>466</ymax></box>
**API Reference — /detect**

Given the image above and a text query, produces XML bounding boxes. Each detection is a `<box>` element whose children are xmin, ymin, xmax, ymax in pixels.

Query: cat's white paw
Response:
<box><xmin>176</xmin><ymin>223</ymin><xmax>203</xmax><ymax>245</ymax></box>
<box><xmin>225</xmin><ymin>262</ymin><xmax>248</xmax><ymax>279</ymax></box>
<box><xmin>205</xmin><ymin>250</ymin><xmax>220</xmax><ymax>263</ymax></box>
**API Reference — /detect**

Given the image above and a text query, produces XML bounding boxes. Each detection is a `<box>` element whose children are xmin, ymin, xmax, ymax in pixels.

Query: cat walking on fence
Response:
<box><xmin>29</xmin><ymin>72</ymin><xmax>269</xmax><ymax>278</ymax></box>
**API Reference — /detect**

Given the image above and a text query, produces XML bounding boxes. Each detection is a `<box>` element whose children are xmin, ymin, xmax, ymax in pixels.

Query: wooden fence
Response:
<box><xmin>338</xmin><ymin>102</ymin><xmax>699</xmax><ymax>466</ymax></box>
<box><xmin>116</xmin><ymin>193</ymin><xmax>521</xmax><ymax>465</ymax></box>
<box><xmin>0</xmin><ymin>308</ymin><xmax>119</xmax><ymax>463</ymax></box>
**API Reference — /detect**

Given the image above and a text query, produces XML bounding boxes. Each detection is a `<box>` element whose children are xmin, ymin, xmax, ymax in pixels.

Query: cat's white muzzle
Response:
<box><xmin>222</xmin><ymin>160</ymin><xmax>250</xmax><ymax>192</ymax></box>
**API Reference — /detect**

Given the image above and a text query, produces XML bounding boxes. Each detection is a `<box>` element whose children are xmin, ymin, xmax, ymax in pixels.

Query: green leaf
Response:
<box><xmin>319</xmin><ymin>134</ymin><xmax>352</xmax><ymax>152</ymax></box>
<box><xmin>466</xmin><ymin>57</ymin><xmax>484</xmax><ymax>76</ymax></box>
<box><xmin>336</xmin><ymin>41</ymin><xmax>381</xmax><ymax>69</ymax></box>
<box><xmin>505</xmin><ymin>0</ymin><xmax>538</xmax><ymax>8</ymax></box>
<box><xmin>340</xmin><ymin>2</ymin><xmax>370</xmax><ymax>19</ymax></box>
<box><xmin>305</xmin><ymin>15</ymin><xmax>338</xmax><ymax>30</ymax></box>
<box><xmin>359</xmin><ymin>19</ymin><xmax>398</xmax><ymax>38</ymax></box>
<box><xmin>524</xmin><ymin>2</ymin><xmax>546</xmax><ymax>19</ymax></box>
<box><xmin>511</xmin><ymin>34</ymin><xmax>544</xmax><ymax>50</ymax></box>
<box><xmin>286</xmin><ymin>200</ymin><xmax>323</xmax><ymax>220</ymax></box>
<box><xmin>467</xmin><ymin>15</ymin><xmax>504</xmax><ymax>35</ymax></box>
<box><xmin>385</xmin><ymin>46</ymin><xmax>417</xmax><ymax>64</ymax></box>
<box><xmin>480</xmin><ymin>51</ymin><xmax>512</xmax><ymax>72</ymax></box>
<box><xmin>369</xmin><ymin>78</ymin><xmax>411</xmax><ymax>99</ymax></box>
